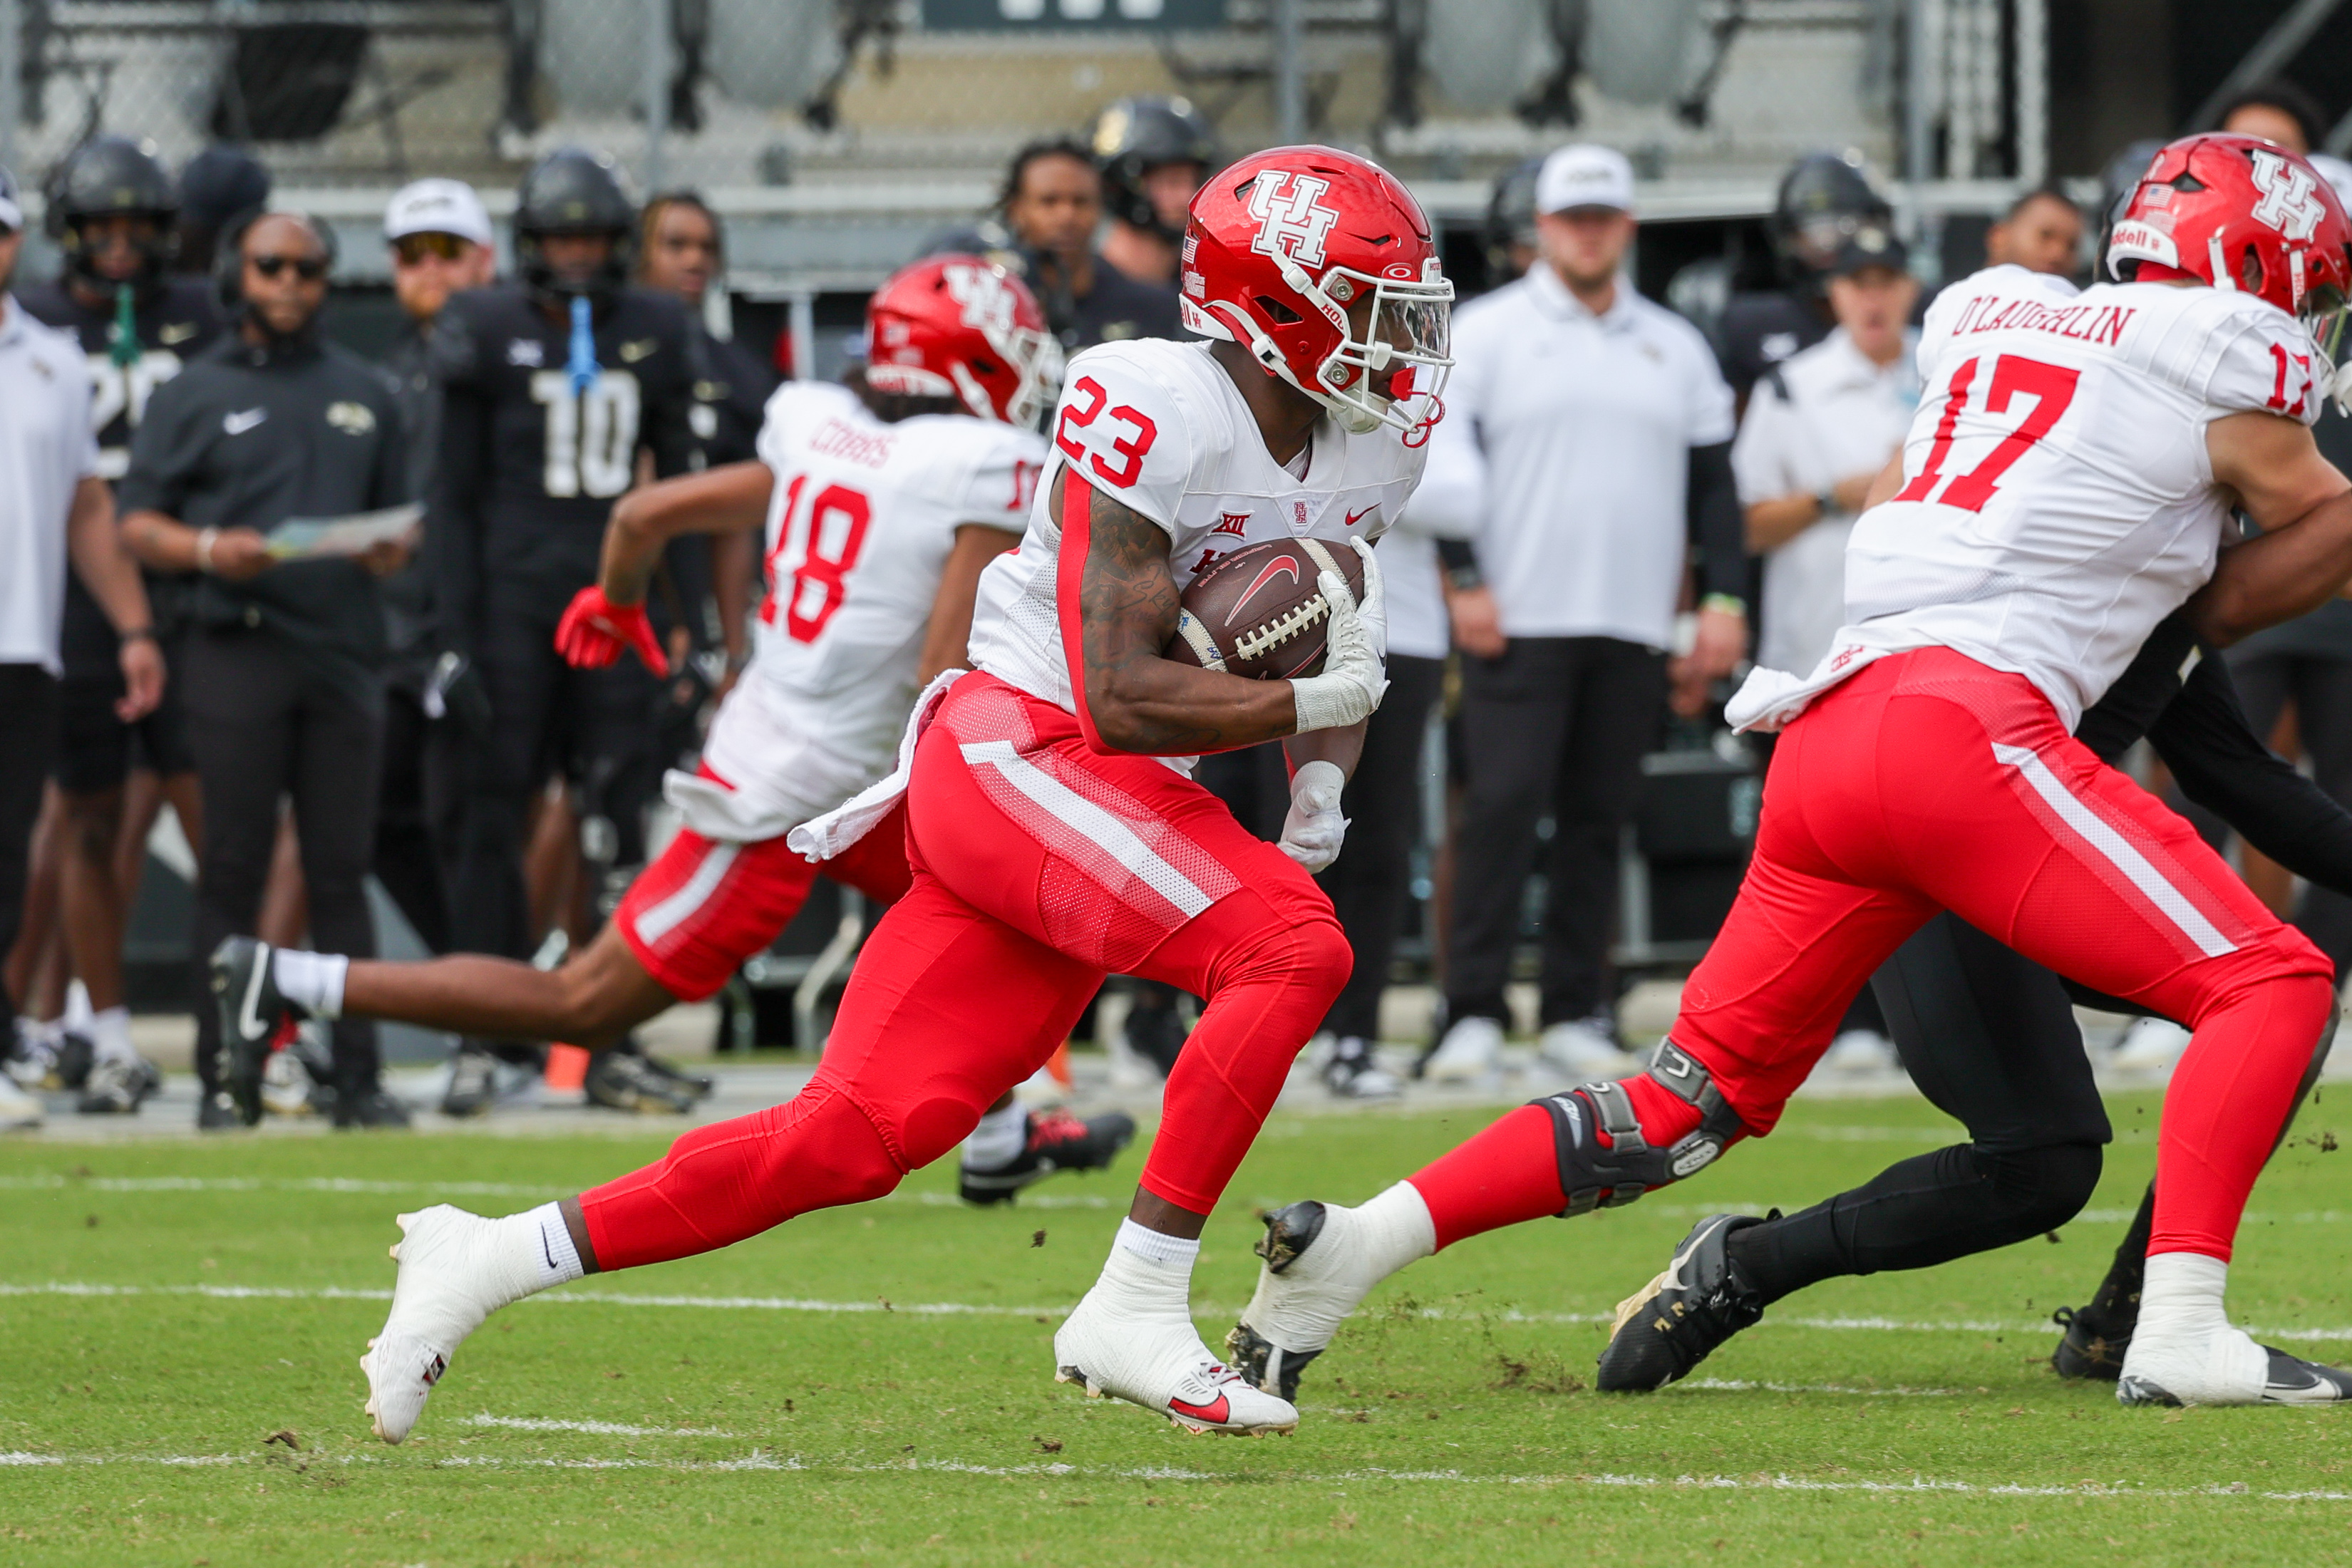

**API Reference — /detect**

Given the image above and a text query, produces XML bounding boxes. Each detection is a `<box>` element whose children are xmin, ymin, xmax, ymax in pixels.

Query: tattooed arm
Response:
<box><xmin>1070</xmin><ymin>474</ymin><xmax>1305</xmax><ymax>755</ymax></box>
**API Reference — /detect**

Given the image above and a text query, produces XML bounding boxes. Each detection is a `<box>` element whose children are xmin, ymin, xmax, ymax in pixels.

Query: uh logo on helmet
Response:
<box><xmin>1180</xmin><ymin>145</ymin><xmax>1454</xmax><ymax>441</ymax></box>
<box><xmin>863</xmin><ymin>254</ymin><xmax>1063</xmax><ymax>429</ymax></box>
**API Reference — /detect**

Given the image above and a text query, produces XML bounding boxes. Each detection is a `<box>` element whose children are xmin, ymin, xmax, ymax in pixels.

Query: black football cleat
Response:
<box><xmin>584</xmin><ymin>1048</ymin><xmax>698</xmax><ymax>1114</ymax></box>
<box><xmin>439</xmin><ymin>1046</ymin><xmax>500</xmax><ymax>1119</ymax></box>
<box><xmin>1123</xmin><ymin>999</ymin><xmax>1187</xmax><ymax>1078</ymax></box>
<box><xmin>1596</xmin><ymin>1212</ymin><xmax>1772</xmax><ymax>1392</ymax></box>
<box><xmin>629</xmin><ymin>1043</ymin><xmax>715</xmax><ymax>1100</ymax></box>
<box><xmin>210</xmin><ymin>937</ymin><xmax>301</xmax><ymax>1126</ymax></box>
<box><xmin>197</xmin><ymin>1090</ymin><xmax>247</xmax><ymax>1131</ymax></box>
<box><xmin>76</xmin><ymin>1055</ymin><xmax>162</xmax><ymax>1115</ymax></box>
<box><xmin>2051</xmin><ymin>1304</ymin><xmax>2132</xmax><ymax>1381</ymax></box>
<box><xmin>959</xmin><ymin>1108</ymin><xmax>1138</xmax><ymax>1205</ymax></box>
<box><xmin>333</xmin><ymin>1089</ymin><xmax>414</xmax><ymax>1130</ymax></box>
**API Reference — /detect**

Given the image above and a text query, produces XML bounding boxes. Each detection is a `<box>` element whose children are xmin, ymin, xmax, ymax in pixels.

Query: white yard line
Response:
<box><xmin>8</xmin><ymin>1278</ymin><xmax>2352</xmax><ymax>1343</ymax></box>
<box><xmin>464</xmin><ymin>1414</ymin><xmax>736</xmax><ymax>1438</ymax></box>
<box><xmin>0</xmin><ymin>1446</ymin><xmax>2344</xmax><ymax>1502</ymax></box>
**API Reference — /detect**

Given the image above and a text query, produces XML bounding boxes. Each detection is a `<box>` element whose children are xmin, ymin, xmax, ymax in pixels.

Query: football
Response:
<box><xmin>1162</xmin><ymin>537</ymin><xmax>1368</xmax><ymax>681</ymax></box>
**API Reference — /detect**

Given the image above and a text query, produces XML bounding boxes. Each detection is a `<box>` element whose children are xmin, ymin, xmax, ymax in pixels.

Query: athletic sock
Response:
<box><xmin>88</xmin><ymin>1006</ymin><xmax>136</xmax><ymax>1068</ymax></box>
<box><xmin>272</xmin><ymin>949</ymin><xmax>349</xmax><ymax>1020</ymax></box>
<box><xmin>1352</xmin><ymin>1180</ymin><xmax>1439</xmax><ymax>1277</ymax></box>
<box><xmin>2132</xmin><ymin>1250</ymin><xmax>2230</xmax><ymax>1347</ymax></box>
<box><xmin>1094</xmin><ymin>1219</ymin><xmax>1200</xmax><ymax>1316</ymax></box>
<box><xmin>488</xmin><ymin>1202</ymin><xmax>587</xmax><ymax>1300</ymax></box>
<box><xmin>961</xmin><ymin>1101</ymin><xmax>1027</xmax><ymax>1170</ymax></box>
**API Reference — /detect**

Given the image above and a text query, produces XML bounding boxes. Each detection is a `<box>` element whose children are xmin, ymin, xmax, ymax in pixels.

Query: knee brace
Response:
<box><xmin>1532</xmin><ymin>1040</ymin><xmax>1748</xmax><ymax>1217</ymax></box>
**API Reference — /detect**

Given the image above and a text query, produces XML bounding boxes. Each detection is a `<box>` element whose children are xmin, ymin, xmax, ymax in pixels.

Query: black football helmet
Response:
<box><xmin>1484</xmin><ymin>155</ymin><xmax>1544</xmax><ymax>282</ymax></box>
<box><xmin>1769</xmin><ymin>151</ymin><xmax>1892</xmax><ymax>289</ymax></box>
<box><xmin>514</xmin><ymin>148</ymin><xmax>637</xmax><ymax>303</ymax></box>
<box><xmin>1090</xmin><ymin>96</ymin><xmax>1217</xmax><ymax>242</ymax></box>
<box><xmin>48</xmin><ymin>135</ymin><xmax>179</xmax><ymax>287</ymax></box>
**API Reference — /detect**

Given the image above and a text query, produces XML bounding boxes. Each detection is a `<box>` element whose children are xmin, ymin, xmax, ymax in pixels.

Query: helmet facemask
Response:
<box><xmin>1209</xmin><ymin>251</ymin><xmax>1454</xmax><ymax>438</ymax></box>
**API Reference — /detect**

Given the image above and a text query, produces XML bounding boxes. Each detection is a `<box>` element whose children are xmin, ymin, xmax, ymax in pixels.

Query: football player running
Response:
<box><xmin>215</xmin><ymin>257</ymin><xmax>1146</xmax><ymax>1189</ymax></box>
<box><xmin>326</xmin><ymin>146</ymin><xmax>1447</xmax><ymax>1445</ymax></box>
<box><xmin>1229</xmin><ymin>133</ymin><xmax>2352</xmax><ymax>1410</ymax></box>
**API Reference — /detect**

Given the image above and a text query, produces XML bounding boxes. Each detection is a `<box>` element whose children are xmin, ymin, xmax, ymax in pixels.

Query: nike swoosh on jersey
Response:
<box><xmin>1166</xmin><ymin>1392</ymin><xmax>1231</xmax><ymax>1424</ymax></box>
<box><xmin>1343</xmin><ymin>505</ymin><xmax>1377</xmax><ymax>528</ymax></box>
<box><xmin>1225</xmin><ymin>557</ymin><xmax>1301</xmax><ymax>628</ymax></box>
<box><xmin>222</xmin><ymin>408</ymin><xmax>268</xmax><ymax>435</ymax></box>
<box><xmin>619</xmin><ymin>338</ymin><xmax>659</xmax><ymax>362</ymax></box>
<box><xmin>159</xmin><ymin>322</ymin><xmax>197</xmax><ymax>345</ymax></box>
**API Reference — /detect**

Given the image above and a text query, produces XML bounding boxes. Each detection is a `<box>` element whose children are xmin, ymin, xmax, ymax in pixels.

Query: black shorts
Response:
<box><xmin>56</xmin><ymin>657</ymin><xmax>197</xmax><ymax>794</ymax></box>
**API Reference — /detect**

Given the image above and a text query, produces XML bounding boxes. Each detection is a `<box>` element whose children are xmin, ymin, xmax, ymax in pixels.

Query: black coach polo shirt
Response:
<box><xmin>117</xmin><ymin>332</ymin><xmax>411</xmax><ymax>667</ymax></box>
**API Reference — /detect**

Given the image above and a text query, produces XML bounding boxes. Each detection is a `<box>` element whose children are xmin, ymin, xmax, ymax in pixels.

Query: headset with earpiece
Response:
<box><xmin>213</xmin><ymin>207</ymin><xmax>339</xmax><ymax>314</ymax></box>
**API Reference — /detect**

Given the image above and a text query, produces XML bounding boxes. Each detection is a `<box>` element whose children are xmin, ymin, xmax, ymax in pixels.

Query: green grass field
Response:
<box><xmin>2</xmin><ymin>1087</ymin><xmax>2349</xmax><ymax>1565</ymax></box>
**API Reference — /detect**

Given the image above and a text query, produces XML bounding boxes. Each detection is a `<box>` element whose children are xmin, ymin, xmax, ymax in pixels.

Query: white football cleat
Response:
<box><xmin>1227</xmin><ymin>1187</ymin><xmax>1435</xmax><ymax>1401</ymax></box>
<box><xmin>1820</xmin><ymin>1028</ymin><xmax>1899</xmax><ymax>1075</ymax></box>
<box><xmin>1425</xmin><ymin>1015</ymin><xmax>1505</xmax><ymax>1084</ymax></box>
<box><xmin>2119</xmin><ymin>1323</ymin><xmax>2352</xmax><ymax>1406</ymax></box>
<box><xmin>360</xmin><ymin>1206</ymin><xmax>512</xmax><ymax>1443</ymax></box>
<box><xmin>2110</xmin><ymin>1016</ymin><xmax>2192</xmax><ymax>1073</ymax></box>
<box><xmin>1054</xmin><ymin>1286</ymin><xmax>1297</xmax><ymax>1435</ymax></box>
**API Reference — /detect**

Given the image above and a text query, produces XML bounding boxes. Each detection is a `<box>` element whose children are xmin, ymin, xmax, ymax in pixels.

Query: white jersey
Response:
<box><xmin>681</xmin><ymin>381</ymin><xmax>1045</xmax><ymax>840</ymax></box>
<box><xmin>1728</xmin><ymin>265</ymin><xmax>2323</xmax><ymax>734</ymax></box>
<box><xmin>968</xmin><ymin>338</ymin><xmax>1429</xmax><ymax>751</ymax></box>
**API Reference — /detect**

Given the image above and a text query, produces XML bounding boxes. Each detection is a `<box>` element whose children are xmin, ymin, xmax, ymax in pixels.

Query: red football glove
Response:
<box><xmin>555</xmin><ymin>586</ymin><xmax>670</xmax><ymax>676</ymax></box>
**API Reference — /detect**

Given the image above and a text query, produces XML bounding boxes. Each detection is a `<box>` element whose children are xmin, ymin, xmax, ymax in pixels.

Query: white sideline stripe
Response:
<box><xmin>629</xmin><ymin>841</ymin><xmax>742</xmax><ymax>945</ymax></box>
<box><xmin>1</xmin><ymin>1448</ymin><xmax>2346</xmax><ymax>1500</ymax></box>
<box><xmin>0</xmin><ymin>1175</ymin><xmax>1121</xmax><ymax>1206</ymax></box>
<box><xmin>9</xmin><ymin>1279</ymin><xmax>2352</xmax><ymax>1343</ymax></box>
<box><xmin>465</xmin><ymin>1413</ymin><xmax>736</xmax><ymax>1438</ymax></box>
<box><xmin>1992</xmin><ymin>742</ymin><xmax>2235</xmax><ymax>956</ymax></box>
<box><xmin>960</xmin><ymin>739</ymin><xmax>1213</xmax><ymax>917</ymax></box>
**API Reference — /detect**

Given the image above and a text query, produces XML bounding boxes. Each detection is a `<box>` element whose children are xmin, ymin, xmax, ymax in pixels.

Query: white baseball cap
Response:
<box><xmin>1535</xmin><ymin>144</ymin><xmax>1636</xmax><ymax>217</ymax></box>
<box><xmin>384</xmin><ymin>178</ymin><xmax>492</xmax><ymax>249</ymax></box>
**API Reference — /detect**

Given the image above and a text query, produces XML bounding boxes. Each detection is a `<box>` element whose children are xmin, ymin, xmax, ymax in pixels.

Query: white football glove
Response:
<box><xmin>1290</xmin><ymin>537</ymin><xmax>1388</xmax><ymax>734</ymax></box>
<box><xmin>1279</xmin><ymin>760</ymin><xmax>1350</xmax><ymax>873</ymax></box>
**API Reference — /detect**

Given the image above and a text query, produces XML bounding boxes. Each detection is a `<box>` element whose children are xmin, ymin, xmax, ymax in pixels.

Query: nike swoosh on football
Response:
<box><xmin>1166</xmin><ymin>1393</ymin><xmax>1230</xmax><ymax>1425</ymax></box>
<box><xmin>1343</xmin><ymin>505</ymin><xmax>1377</xmax><ymax>527</ymax></box>
<box><xmin>1224</xmin><ymin>557</ymin><xmax>1301</xmax><ymax>628</ymax></box>
<box><xmin>222</xmin><ymin>408</ymin><xmax>267</xmax><ymax>435</ymax></box>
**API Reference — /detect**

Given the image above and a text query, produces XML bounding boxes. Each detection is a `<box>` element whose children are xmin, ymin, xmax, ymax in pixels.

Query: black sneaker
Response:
<box><xmin>1322</xmin><ymin>1036</ymin><xmax>1403</xmax><ymax>1100</ymax></box>
<box><xmin>440</xmin><ymin>1046</ymin><xmax>500</xmax><ymax>1118</ymax></box>
<box><xmin>584</xmin><ymin>1048</ymin><xmax>698</xmax><ymax>1114</ymax></box>
<box><xmin>210</xmin><ymin>938</ymin><xmax>302</xmax><ymax>1126</ymax></box>
<box><xmin>959</xmin><ymin>1109</ymin><xmax>1138</xmax><ymax>1205</ymax></box>
<box><xmin>332</xmin><ymin>1090</ymin><xmax>413</xmax><ymax>1130</ymax></box>
<box><xmin>1596</xmin><ymin>1212</ymin><xmax>1773</xmax><ymax>1392</ymax></box>
<box><xmin>630</xmin><ymin>1045</ymin><xmax>715</xmax><ymax>1100</ymax></box>
<box><xmin>197</xmin><ymin>1090</ymin><xmax>246</xmax><ymax>1131</ymax></box>
<box><xmin>76</xmin><ymin>1055</ymin><xmax>161</xmax><ymax>1115</ymax></box>
<box><xmin>2051</xmin><ymin>1305</ymin><xmax>2132</xmax><ymax>1381</ymax></box>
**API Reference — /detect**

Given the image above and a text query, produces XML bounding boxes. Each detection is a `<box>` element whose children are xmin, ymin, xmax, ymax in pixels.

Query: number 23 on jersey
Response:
<box><xmin>762</xmin><ymin>475</ymin><xmax>872</xmax><ymax>643</ymax></box>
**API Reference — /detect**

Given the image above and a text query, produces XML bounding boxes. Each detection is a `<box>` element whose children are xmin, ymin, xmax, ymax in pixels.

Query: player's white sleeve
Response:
<box><xmin>1049</xmin><ymin>345</ymin><xmax>1197</xmax><ymax>532</ymax></box>
<box><xmin>1731</xmin><ymin>374</ymin><xmax>1797</xmax><ymax>507</ymax></box>
<box><xmin>952</xmin><ymin>424</ymin><xmax>1051</xmax><ymax>533</ymax></box>
<box><xmin>2198</xmin><ymin>305</ymin><xmax>2327</xmax><ymax>425</ymax></box>
<box><xmin>753</xmin><ymin>380</ymin><xmax>836</xmax><ymax>473</ymax></box>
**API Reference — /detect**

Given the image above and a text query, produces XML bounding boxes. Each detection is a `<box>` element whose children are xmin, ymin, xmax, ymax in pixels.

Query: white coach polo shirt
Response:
<box><xmin>1731</xmin><ymin>326</ymin><xmax>1919</xmax><ymax>676</ymax></box>
<box><xmin>1448</xmin><ymin>262</ymin><xmax>1735</xmax><ymax>649</ymax></box>
<box><xmin>0</xmin><ymin>296</ymin><xmax>99</xmax><ymax>673</ymax></box>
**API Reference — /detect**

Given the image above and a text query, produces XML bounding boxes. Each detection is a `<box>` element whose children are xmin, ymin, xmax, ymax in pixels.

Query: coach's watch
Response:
<box><xmin>1701</xmin><ymin>594</ymin><xmax>1747</xmax><ymax>619</ymax></box>
<box><xmin>1815</xmin><ymin>488</ymin><xmax>1840</xmax><ymax>518</ymax></box>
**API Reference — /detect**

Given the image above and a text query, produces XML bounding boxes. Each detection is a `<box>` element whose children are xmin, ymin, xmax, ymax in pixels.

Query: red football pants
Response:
<box><xmin>1667</xmin><ymin>647</ymin><xmax>2333</xmax><ymax>1262</ymax></box>
<box><xmin>580</xmin><ymin>674</ymin><xmax>1350</xmax><ymax>1272</ymax></box>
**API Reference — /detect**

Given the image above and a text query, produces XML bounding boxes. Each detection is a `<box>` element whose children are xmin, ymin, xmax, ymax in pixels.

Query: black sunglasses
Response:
<box><xmin>393</xmin><ymin>232</ymin><xmax>470</xmax><ymax>264</ymax></box>
<box><xmin>251</xmin><ymin>254</ymin><xmax>328</xmax><ymax>282</ymax></box>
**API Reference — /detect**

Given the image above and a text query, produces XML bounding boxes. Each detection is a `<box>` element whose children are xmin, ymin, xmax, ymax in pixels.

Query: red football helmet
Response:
<box><xmin>862</xmin><ymin>255</ymin><xmax>1063</xmax><ymax>426</ymax></box>
<box><xmin>2108</xmin><ymin>133</ymin><xmax>2352</xmax><ymax>365</ymax></box>
<box><xmin>1180</xmin><ymin>145</ymin><xmax>1453</xmax><ymax>438</ymax></box>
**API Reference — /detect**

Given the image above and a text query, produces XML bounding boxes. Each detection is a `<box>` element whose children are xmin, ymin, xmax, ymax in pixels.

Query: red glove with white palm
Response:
<box><xmin>554</xmin><ymin>585</ymin><xmax>670</xmax><ymax>676</ymax></box>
